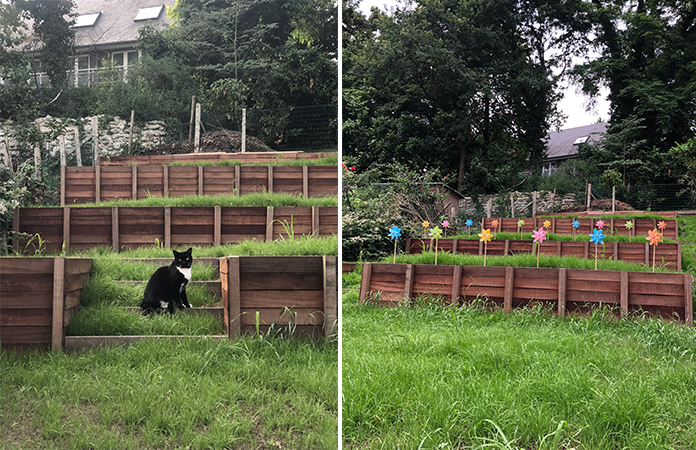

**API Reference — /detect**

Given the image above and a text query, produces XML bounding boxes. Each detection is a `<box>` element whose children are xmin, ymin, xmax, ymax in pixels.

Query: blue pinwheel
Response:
<box><xmin>465</xmin><ymin>219</ymin><xmax>473</xmax><ymax>227</ymax></box>
<box><xmin>389</xmin><ymin>226</ymin><xmax>401</xmax><ymax>240</ymax></box>
<box><xmin>572</xmin><ymin>220</ymin><xmax>580</xmax><ymax>229</ymax></box>
<box><xmin>589</xmin><ymin>228</ymin><xmax>606</xmax><ymax>269</ymax></box>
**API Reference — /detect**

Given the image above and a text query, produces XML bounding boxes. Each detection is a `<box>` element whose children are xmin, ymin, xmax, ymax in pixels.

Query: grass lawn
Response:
<box><xmin>1</xmin><ymin>337</ymin><xmax>338</xmax><ymax>450</ymax></box>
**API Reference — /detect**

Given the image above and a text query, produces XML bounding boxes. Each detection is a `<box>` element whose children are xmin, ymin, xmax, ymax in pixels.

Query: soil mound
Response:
<box><xmin>146</xmin><ymin>130</ymin><xmax>273</xmax><ymax>155</ymax></box>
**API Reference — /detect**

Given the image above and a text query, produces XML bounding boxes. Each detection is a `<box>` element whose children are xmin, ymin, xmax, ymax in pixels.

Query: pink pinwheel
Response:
<box><xmin>532</xmin><ymin>227</ymin><xmax>547</xmax><ymax>268</ymax></box>
<box><xmin>596</xmin><ymin>219</ymin><xmax>605</xmax><ymax>229</ymax></box>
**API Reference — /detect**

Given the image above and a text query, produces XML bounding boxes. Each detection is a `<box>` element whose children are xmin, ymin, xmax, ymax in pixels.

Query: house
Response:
<box><xmin>543</xmin><ymin>122</ymin><xmax>608</xmax><ymax>176</ymax></box>
<box><xmin>31</xmin><ymin>0</ymin><xmax>176</xmax><ymax>87</ymax></box>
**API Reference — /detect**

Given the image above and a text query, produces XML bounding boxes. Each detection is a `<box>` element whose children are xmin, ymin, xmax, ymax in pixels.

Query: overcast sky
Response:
<box><xmin>352</xmin><ymin>0</ymin><xmax>611</xmax><ymax>130</ymax></box>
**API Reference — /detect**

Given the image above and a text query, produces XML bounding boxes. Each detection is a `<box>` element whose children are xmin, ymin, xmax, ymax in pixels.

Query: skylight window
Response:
<box><xmin>573</xmin><ymin>136</ymin><xmax>589</xmax><ymax>145</ymax></box>
<box><xmin>73</xmin><ymin>13</ymin><xmax>100</xmax><ymax>28</ymax></box>
<box><xmin>134</xmin><ymin>5</ymin><xmax>164</xmax><ymax>21</ymax></box>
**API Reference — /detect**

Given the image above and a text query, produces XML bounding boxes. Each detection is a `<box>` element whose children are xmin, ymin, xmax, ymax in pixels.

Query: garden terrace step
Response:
<box><xmin>64</xmin><ymin>335</ymin><xmax>228</xmax><ymax>351</ymax></box>
<box><xmin>116</xmin><ymin>280</ymin><xmax>222</xmax><ymax>298</ymax></box>
<box><xmin>122</xmin><ymin>306</ymin><xmax>224</xmax><ymax>319</ymax></box>
<box><xmin>119</xmin><ymin>257</ymin><xmax>220</xmax><ymax>268</ymax></box>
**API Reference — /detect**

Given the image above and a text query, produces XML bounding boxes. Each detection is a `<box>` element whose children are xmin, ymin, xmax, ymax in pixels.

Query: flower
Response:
<box><xmin>465</xmin><ymin>219</ymin><xmax>473</xmax><ymax>227</ymax></box>
<box><xmin>532</xmin><ymin>227</ymin><xmax>547</xmax><ymax>244</ymax></box>
<box><xmin>441</xmin><ymin>220</ymin><xmax>450</xmax><ymax>228</ymax></box>
<box><xmin>647</xmin><ymin>228</ymin><xmax>663</xmax><ymax>246</ymax></box>
<box><xmin>388</xmin><ymin>226</ymin><xmax>401</xmax><ymax>240</ymax></box>
<box><xmin>589</xmin><ymin>228</ymin><xmax>606</xmax><ymax>245</ymax></box>
<box><xmin>517</xmin><ymin>219</ymin><xmax>525</xmax><ymax>228</ymax></box>
<box><xmin>479</xmin><ymin>229</ymin><xmax>492</xmax><ymax>243</ymax></box>
<box><xmin>543</xmin><ymin>220</ymin><xmax>551</xmax><ymax>229</ymax></box>
<box><xmin>596</xmin><ymin>219</ymin><xmax>605</xmax><ymax>229</ymax></box>
<box><xmin>625</xmin><ymin>221</ymin><xmax>634</xmax><ymax>230</ymax></box>
<box><xmin>422</xmin><ymin>220</ymin><xmax>430</xmax><ymax>228</ymax></box>
<box><xmin>658</xmin><ymin>221</ymin><xmax>666</xmax><ymax>231</ymax></box>
<box><xmin>429</xmin><ymin>226</ymin><xmax>443</xmax><ymax>239</ymax></box>
<box><xmin>491</xmin><ymin>219</ymin><xmax>499</xmax><ymax>228</ymax></box>
<box><xmin>350</xmin><ymin>166</ymin><xmax>356</xmax><ymax>171</ymax></box>
<box><xmin>572</xmin><ymin>220</ymin><xmax>580</xmax><ymax>229</ymax></box>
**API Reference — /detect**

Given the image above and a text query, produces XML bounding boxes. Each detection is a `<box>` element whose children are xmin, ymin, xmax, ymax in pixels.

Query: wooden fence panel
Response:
<box><xmin>0</xmin><ymin>257</ymin><xmax>92</xmax><ymax>352</ymax></box>
<box><xmin>119</xmin><ymin>207</ymin><xmax>166</xmax><ymax>249</ymax></box>
<box><xmin>63</xmin><ymin>165</ymin><xmax>337</xmax><ymax>204</ymax></box>
<box><xmin>359</xmin><ymin>263</ymin><xmax>693</xmax><ymax>325</ymax></box>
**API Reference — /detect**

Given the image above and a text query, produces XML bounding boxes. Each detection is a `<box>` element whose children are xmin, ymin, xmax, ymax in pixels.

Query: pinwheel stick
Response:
<box><xmin>483</xmin><ymin>241</ymin><xmax>487</xmax><ymax>267</ymax></box>
<box><xmin>653</xmin><ymin>243</ymin><xmax>656</xmax><ymax>272</ymax></box>
<box><xmin>393</xmin><ymin>239</ymin><xmax>397</xmax><ymax>264</ymax></box>
<box><xmin>595</xmin><ymin>244</ymin><xmax>598</xmax><ymax>270</ymax></box>
<box><xmin>434</xmin><ymin>238</ymin><xmax>438</xmax><ymax>265</ymax></box>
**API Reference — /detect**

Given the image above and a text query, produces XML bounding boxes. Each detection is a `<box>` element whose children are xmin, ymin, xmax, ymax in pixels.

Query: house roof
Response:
<box><xmin>72</xmin><ymin>0</ymin><xmax>176</xmax><ymax>49</ymax></box>
<box><xmin>546</xmin><ymin>122</ymin><xmax>608</xmax><ymax>161</ymax></box>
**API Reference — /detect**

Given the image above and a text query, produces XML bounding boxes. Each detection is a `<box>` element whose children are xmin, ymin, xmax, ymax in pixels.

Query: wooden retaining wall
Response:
<box><xmin>13</xmin><ymin>206</ymin><xmax>338</xmax><ymax>254</ymax></box>
<box><xmin>482</xmin><ymin>217</ymin><xmax>679</xmax><ymax>240</ymax></box>
<box><xmin>0</xmin><ymin>257</ymin><xmax>92</xmax><ymax>351</ymax></box>
<box><xmin>406</xmin><ymin>238</ymin><xmax>682</xmax><ymax>271</ymax></box>
<box><xmin>359</xmin><ymin>263</ymin><xmax>694</xmax><ymax>325</ymax></box>
<box><xmin>221</xmin><ymin>256</ymin><xmax>338</xmax><ymax>337</ymax></box>
<box><xmin>99</xmin><ymin>151</ymin><xmax>337</xmax><ymax>166</ymax></box>
<box><xmin>62</xmin><ymin>164</ymin><xmax>338</xmax><ymax>204</ymax></box>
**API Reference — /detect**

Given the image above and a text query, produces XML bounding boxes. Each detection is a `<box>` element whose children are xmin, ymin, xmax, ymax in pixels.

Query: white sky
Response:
<box><xmin>354</xmin><ymin>0</ymin><xmax>610</xmax><ymax>130</ymax></box>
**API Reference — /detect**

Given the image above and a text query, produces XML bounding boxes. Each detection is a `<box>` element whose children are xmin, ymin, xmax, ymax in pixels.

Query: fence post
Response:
<box><xmin>323</xmin><ymin>256</ymin><xmax>337</xmax><ymax>337</ymax></box>
<box><xmin>91</xmin><ymin>117</ymin><xmax>98</xmax><ymax>166</ymax></box>
<box><xmin>586</xmin><ymin>183</ymin><xmax>591</xmax><ymax>210</ymax></box>
<box><xmin>241</xmin><ymin>108</ymin><xmax>247</xmax><ymax>153</ymax></box>
<box><xmin>510</xmin><ymin>192</ymin><xmax>515</xmax><ymax>218</ymax></box>
<box><xmin>451</xmin><ymin>265</ymin><xmax>462</xmax><ymax>304</ymax></box>
<box><xmin>164</xmin><ymin>207</ymin><xmax>171</xmax><ymax>249</ymax></box>
<box><xmin>303</xmin><ymin>166</ymin><xmax>309</xmax><ymax>197</ymax></box>
<box><xmin>225</xmin><ymin>256</ymin><xmax>241</xmax><ymax>338</ymax></box>
<box><xmin>486</xmin><ymin>198</ymin><xmax>492</xmax><ymax>218</ymax></box>
<box><xmin>131</xmin><ymin>165</ymin><xmax>138</xmax><ymax>200</ymax></box>
<box><xmin>612</xmin><ymin>186</ymin><xmax>616</xmax><ymax>213</ymax></box>
<box><xmin>266</xmin><ymin>207</ymin><xmax>274</xmax><ymax>241</ymax></box>
<box><xmin>620</xmin><ymin>271</ymin><xmax>629</xmax><ymax>318</ymax></box>
<box><xmin>60</xmin><ymin>166</ymin><xmax>66</xmax><ymax>206</ymax></box>
<box><xmin>504</xmin><ymin>267</ymin><xmax>514</xmax><ymax>313</ymax></box>
<box><xmin>312</xmin><ymin>206</ymin><xmax>320</xmax><ymax>235</ymax></box>
<box><xmin>73</xmin><ymin>126</ymin><xmax>82</xmax><ymax>167</ymax></box>
<box><xmin>359</xmin><ymin>263</ymin><xmax>373</xmax><ymax>304</ymax></box>
<box><xmin>188</xmin><ymin>95</ymin><xmax>196</xmax><ymax>145</ymax></box>
<box><xmin>34</xmin><ymin>145</ymin><xmax>41</xmax><ymax>180</ymax></box>
<box><xmin>198</xmin><ymin>166</ymin><xmax>204</xmax><ymax>196</ymax></box>
<box><xmin>63</xmin><ymin>206</ymin><xmax>70</xmax><ymax>252</ymax></box>
<box><xmin>532</xmin><ymin>191</ymin><xmax>537</xmax><ymax>217</ymax></box>
<box><xmin>404</xmin><ymin>264</ymin><xmax>414</xmax><ymax>301</ymax></box>
<box><xmin>267</xmin><ymin>166</ymin><xmax>273</xmax><ymax>193</ymax></box>
<box><xmin>163</xmin><ymin>165</ymin><xmax>169</xmax><ymax>197</ymax></box>
<box><xmin>685</xmin><ymin>274</ymin><xmax>693</xmax><ymax>326</ymax></box>
<box><xmin>12</xmin><ymin>207</ymin><xmax>19</xmax><ymax>254</ymax></box>
<box><xmin>234</xmin><ymin>166</ymin><xmax>241</xmax><ymax>195</ymax></box>
<box><xmin>51</xmin><ymin>257</ymin><xmax>66</xmax><ymax>351</ymax></box>
<box><xmin>59</xmin><ymin>135</ymin><xmax>66</xmax><ymax>167</ymax></box>
<box><xmin>129</xmin><ymin>110</ymin><xmax>135</xmax><ymax>151</ymax></box>
<box><xmin>95</xmin><ymin>165</ymin><xmax>101</xmax><ymax>203</ymax></box>
<box><xmin>194</xmin><ymin>103</ymin><xmax>201</xmax><ymax>153</ymax></box>
<box><xmin>558</xmin><ymin>268</ymin><xmax>567</xmax><ymax>318</ymax></box>
<box><xmin>214</xmin><ymin>206</ymin><xmax>221</xmax><ymax>246</ymax></box>
<box><xmin>111</xmin><ymin>207</ymin><xmax>119</xmax><ymax>252</ymax></box>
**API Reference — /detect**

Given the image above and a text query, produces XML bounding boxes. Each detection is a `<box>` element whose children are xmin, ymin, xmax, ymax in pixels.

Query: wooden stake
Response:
<box><xmin>188</xmin><ymin>95</ymin><xmax>196</xmax><ymax>145</ymax></box>
<box><xmin>194</xmin><ymin>103</ymin><xmax>201</xmax><ymax>153</ymax></box>
<box><xmin>52</xmin><ymin>257</ymin><xmax>66</xmax><ymax>351</ymax></box>
<box><xmin>129</xmin><ymin>110</ymin><xmax>135</xmax><ymax>151</ymax></box>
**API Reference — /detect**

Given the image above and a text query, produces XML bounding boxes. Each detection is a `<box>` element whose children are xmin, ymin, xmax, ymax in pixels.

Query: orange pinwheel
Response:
<box><xmin>658</xmin><ymin>220</ymin><xmax>666</xmax><ymax>231</ymax></box>
<box><xmin>647</xmin><ymin>228</ymin><xmax>663</xmax><ymax>246</ymax></box>
<box><xmin>491</xmin><ymin>219</ymin><xmax>499</xmax><ymax>229</ymax></box>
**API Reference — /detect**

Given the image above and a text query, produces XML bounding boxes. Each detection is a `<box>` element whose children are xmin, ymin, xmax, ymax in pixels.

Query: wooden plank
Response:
<box><xmin>620</xmin><ymin>271</ymin><xmax>629</xmax><ymax>318</ymax></box>
<box><xmin>504</xmin><ymin>267</ymin><xmax>514</xmax><ymax>312</ymax></box>
<box><xmin>214</xmin><ymin>205</ymin><xmax>221</xmax><ymax>246</ymax></box>
<box><xmin>111</xmin><ymin>207</ymin><xmax>119</xmax><ymax>252</ymax></box>
<box><xmin>226</xmin><ymin>256</ymin><xmax>241</xmax><ymax>338</ymax></box>
<box><xmin>268</xmin><ymin>166</ymin><xmax>274</xmax><ymax>193</ymax></box>
<box><xmin>164</xmin><ymin>206</ymin><xmax>171</xmax><ymax>249</ymax></box>
<box><xmin>95</xmin><ymin>165</ymin><xmax>101</xmax><ymax>203</ymax></box>
<box><xmin>558</xmin><ymin>268</ymin><xmax>567</xmax><ymax>317</ymax></box>
<box><xmin>51</xmin><ymin>257</ymin><xmax>65</xmax><ymax>350</ymax></box>
<box><xmin>303</xmin><ymin>166</ymin><xmax>309</xmax><ymax>197</ymax></box>
<box><xmin>312</xmin><ymin>206</ymin><xmax>320</xmax><ymax>234</ymax></box>
<box><xmin>359</xmin><ymin>263</ymin><xmax>373</xmax><ymax>303</ymax></box>
<box><xmin>198</xmin><ymin>166</ymin><xmax>204</xmax><ymax>196</ymax></box>
<box><xmin>235</xmin><ymin>165</ymin><xmax>240</xmax><ymax>195</ymax></box>
<box><xmin>0</xmin><ymin>309</ymin><xmax>52</xmax><ymax>327</ymax></box>
<box><xmin>685</xmin><ymin>274</ymin><xmax>693</xmax><ymax>326</ymax></box>
<box><xmin>163</xmin><ymin>165</ymin><xmax>169</xmax><ymax>197</ymax></box>
<box><xmin>323</xmin><ymin>255</ymin><xmax>338</xmax><ymax>337</ymax></box>
<box><xmin>404</xmin><ymin>264</ymin><xmax>414</xmax><ymax>300</ymax></box>
<box><xmin>131</xmin><ymin>165</ymin><xmax>138</xmax><ymax>200</ymax></box>
<box><xmin>451</xmin><ymin>265</ymin><xmax>462</xmax><ymax>304</ymax></box>
<box><xmin>266</xmin><ymin>206</ymin><xmax>274</xmax><ymax>241</ymax></box>
<box><xmin>62</xmin><ymin>206</ymin><xmax>70</xmax><ymax>252</ymax></box>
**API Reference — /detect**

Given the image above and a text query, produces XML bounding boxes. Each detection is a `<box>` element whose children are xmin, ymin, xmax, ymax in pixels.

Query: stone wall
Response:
<box><xmin>0</xmin><ymin>115</ymin><xmax>168</xmax><ymax>165</ymax></box>
<box><xmin>459</xmin><ymin>191</ymin><xmax>578</xmax><ymax>218</ymax></box>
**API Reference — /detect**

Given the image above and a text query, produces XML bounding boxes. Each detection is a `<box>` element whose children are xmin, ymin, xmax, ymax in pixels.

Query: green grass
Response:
<box><xmin>342</xmin><ymin>286</ymin><xmax>696</xmax><ymax>449</ymax></box>
<box><xmin>536</xmin><ymin>213</ymin><xmax>673</xmax><ymax>220</ymax></box>
<box><xmin>71</xmin><ymin>192</ymin><xmax>337</xmax><ymax>208</ymax></box>
<box><xmin>448</xmin><ymin>231</ymin><xmax>677</xmax><ymax>244</ymax></box>
<box><xmin>1</xmin><ymin>337</ymin><xmax>338</xmax><ymax>449</ymax></box>
<box><xmin>167</xmin><ymin>154</ymin><xmax>338</xmax><ymax>167</ymax></box>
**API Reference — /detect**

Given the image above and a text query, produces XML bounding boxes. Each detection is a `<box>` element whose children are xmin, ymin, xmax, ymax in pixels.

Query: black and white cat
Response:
<box><xmin>140</xmin><ymin>248</ymin><xmax>193</xmax><ymax>314</ymax></box>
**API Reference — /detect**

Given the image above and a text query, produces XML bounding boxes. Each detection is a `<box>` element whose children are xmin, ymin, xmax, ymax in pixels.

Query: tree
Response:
<box><xmin>343</xmin><ymin>0</ymin><xmax>584</xmax><ymax>195</ymax></box>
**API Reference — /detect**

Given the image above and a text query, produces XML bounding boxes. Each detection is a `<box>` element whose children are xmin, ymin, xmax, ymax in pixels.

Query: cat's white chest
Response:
<box><xmin>177</xmin><ymin>267</ymin><xmax>191</xmax><ymax>281</ymax></box>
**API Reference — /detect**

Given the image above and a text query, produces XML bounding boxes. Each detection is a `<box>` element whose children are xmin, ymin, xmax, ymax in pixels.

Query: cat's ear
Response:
<box><xmin>185</xmin><ymin>247</ymin><xmax>192</xmax><ymax>255</ymax></box>
<box><xmin>173</xmin><ymin>249</ymin><xmax>181</xmax><ymax>258</ymax></box>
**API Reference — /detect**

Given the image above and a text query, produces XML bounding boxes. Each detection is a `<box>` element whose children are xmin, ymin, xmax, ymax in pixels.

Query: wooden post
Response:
<box><xmin>95</xmin><ymin>165</ymin><xmax>101</xmax><ymax>203</ymax></box>
<box><xmin>163</xmin><ymin>165</ymin><xmax>169</xmax><ymax>197</ymax></box>
<box><xmin>226</xmin><ymin>256</ymin><xmax>241</xmax><ymax>338</ymax></box>
<box><xmin>486</xmin><ymin>198</ymin><xmax>492</xmax><ymax>218</ymax></box>
<box><xmin>91</xmin><ymin>116</ymin><xmax>98</xmax><ymax>166</ymax></box>
<box><xmin>404</xmin><ymin>264</ymin><xmax>414</xmax><ymax>301</ymax></box>
<box><xmin>312</xmin><ymin>206</ymin><xmax>320</xmax><ymax>235</ymax></box>
<box><xmin>59</xmin><ymin>135</ymin><xmax>66</xmax><ymax>167</ymax></box>
<box><xmin>128</xmin><ymin>110</ymin><xmax>135</xmax><ymax>151</ymax></box>
<box><xmin>198</xmin><ymin>166</ymin><xmax>204</xmax><ymax>195</ymax></box>
<box><xmin>644</xmin><ymin>242</ymin><xmax>650</xmax><ymax>266</ymax></box>
<box><xmin>267</xmin><ymin>166</ymin><xmax>274</xmax><ymax>193</ymax></box>
<box><xmin>532</xmin><ymin>191</ymin><xmax>537</xmax><ymax>217</ymax></box>
<box><xmin>358</xmin><ymin>263</ymin><xmax>373</xmax><ymax>304</ymax></box>
<box><xmin>451</xmin><ymin>265</ymin><xmax>462</xmax><ymax>304</ymax></box>
<box><xmin>34</xmin><ymin>145</ymin><xmax>41</xmax><ymax>180</ymax></box>
<box><xmin>131</xmin><ymin>165</ymin><xmax>138</xmax><ymax>200</ymax></box>
<box><xmin>111</xmin><ymin>207</ymin><xmax>119</xmax><ymax>252</ymax></box>
<box><xmin>266</xmin><ymin>206</ymin><xmax>274</xmax><ymax>241</ymax></box>
<box><xmin>188</xmin><ymin>95</ymin><xmax>196</xmax><ymax>145</ymax></box>
<box><xmin>52</xmin><ymin>257</ymin><xmax>66</xmax><ymax>350</ymax></box>
<box><xmin>234</xmin><ymin>166</ymin><xmax>241</xmax><ymax>195</ymax></box>
<box><xmin>303</xmin><ymin>166</ymin><xmax>309</xmax><ymax>197</ymax></box>
<box><xmin>194</xmin><ymin>103</ymin><xmax>201</xmax><ymax>153</ymax></box>
<box><xmin>685</xmin><ymin>274</ymin><xmax>693</xmax><ymax>327</ymax></box>
<box><xmin>214</xmin><ymin>206</ymin><xmax>221</xmax><ymax>246</ymax></box>
<box><xmin>60</xmin><ymin>165</ymin><xmax>66</xmax><ymax>206</ymax></box>
<box><xmin>510</xmin><ymin>192</ymin><xmax>515</xmax><ymax>218</ymax></box>
<box><xmin>612</xmin><ymin>186</ymin><xmax>616</xmax><ymax>213</ymax></box>
<box><xmin>63</xmin><ymin>206</ymin><xmax>70</xmax><ymax>252</ymax></box>
<box><xmin>620</xmin><ymin>271</ymin><xmax>629</xmax><ymax>318</ymax></box>
<box><xmin>504</xmin><ymin>267</ymin><xmax>514</xmax><ymax>313</ymax></box>
<box><xmin>1</xmin><ymin>134</ymin><xmax>11</xmax><ymax>171</ymax></box>
<box><xmin>164</xmin><ymin>207</ymin><xmax>171</xmax><ymax>248</ymax></box>
<box><xmin>586</xmin><ymin>183</ymin><xmax>591</xmax><ymax>211</ymax></box>
<box><xmin>12</xmin><ymin>207</ymin><xmax>19</xmax><ymax>254</ymax></box>
<box><xmin>558</xmin><ymin>268</ymin><xmax>567</xmax><ymax>318</ymax></box>
<box><xmin>323</xmin><ymin>255</ymin><xmax>338</xmax><ymax>337</ymax></box>
<box><xmin>73</xmin><ymin>126</ymin><xmax>82</xmax><ymax>167</ymax></box>
<box><xmin>452</xmin><ymin>239</ymin><xmax>459</xmax><ymax>255</ymax></box>
<box><xmin>241</xmin><ymin>108</ymin><xmax>247</xmax><ymax>153</ymax></box>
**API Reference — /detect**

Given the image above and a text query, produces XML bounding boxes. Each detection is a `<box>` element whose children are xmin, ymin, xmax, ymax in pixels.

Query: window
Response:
<box><xmin>111</xmin><ymin>51</ymin><xmax>140</xmax><ymax>80</ymax></box>
<box><xmin>573</xmin><ymin>136</ymin><xmax>589</xmax><ymax>145</ymax></box>
<box><xmin>74</xmin><ymin>13</ymin><xmax>100</xmax><ymax>28</ymax></box>
<box><xmin>75</xmin><ymin>55</ymin><xmax>92</xmax><ymax>86</ymax></box>
<box><xmin>134</xmin><ymin>5</ymin><xmax>164</xmax><ymax>21</ymax></box>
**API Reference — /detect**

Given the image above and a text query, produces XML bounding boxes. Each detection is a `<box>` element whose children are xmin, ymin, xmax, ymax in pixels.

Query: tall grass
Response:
<box><xmin>1</xmin><ymin>337</ymin><xmax>338</xmax><ymax>449</ymax></box>
<box><xmin>73</xmin><ymin>192</ymin><xmax>337</xmax><ymax>208</ymax></box>
<box><xmin>342</xmin><ymin>286</ymin><xmax>696</xmax><ymax>449</ymax></box>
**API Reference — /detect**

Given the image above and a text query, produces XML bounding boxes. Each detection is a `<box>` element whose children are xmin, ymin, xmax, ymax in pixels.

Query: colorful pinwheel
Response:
<box><xmin>491</xmin><ymin>219</ymin><xmax>499</xmax><ymax>231</ymax></box>
<box><xmin>517</xmin><ymin>219</ymin><xmax>525</xmax><ymax>239</ymax></box>
<box><xmin>658</xmin><ymin>220</ymin><xmax>666</xmax><ymax>231</ymax></box>
<box><xmin>389</xmin><ymin>226</ymin><xmax>401</xmax><ymax>263</ymax></box>
<box><xmin>572</xmin><ymin>219</ymin><xmax>580</xmax><ymax>240</ymax></box>
<box><xmin>647</xmin><ymin>228</ymin><xmax>663</xmax><ymax>272</ymax></box>
<box><xmin>589</xmin><ymin>228</ymin><xmax>606</xmax><ymax>270</ymax></box>
<box><xmin>625</xmin><ymin>220</ymin><xmax>634</xmax><ymax>242</ymax></box>
<box><xmin>543</xmin><ymin>220</ymin><xmax>552</xmax><ymax>229</ymax></box>
<box><xmin>596</xmin><ymin>219</ymin><xmax>605</xmax><ymax>230</ymax></box>
<box><xmin>465</xmin><ymin>219</ymin><xmax>473</xmax><ymax>238</ymax></box>
<box><xmin>532</xmin><ymin>227</ymin><xmax>547</xmax><ymax>268</ymax></box>
<box><xmin>479</xmin><ymin>228</ymin><xmax>492</xmax><ymax>267</ymax></box>
<box><xmin>441</xmin><ymin>220</ymin><xmax>450</xmax><ymax>238</ymax></box>
<box><xmin>430</xmin><ymin>226</ymin><xmax>443</xmax><ymax>264</ymax></box>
